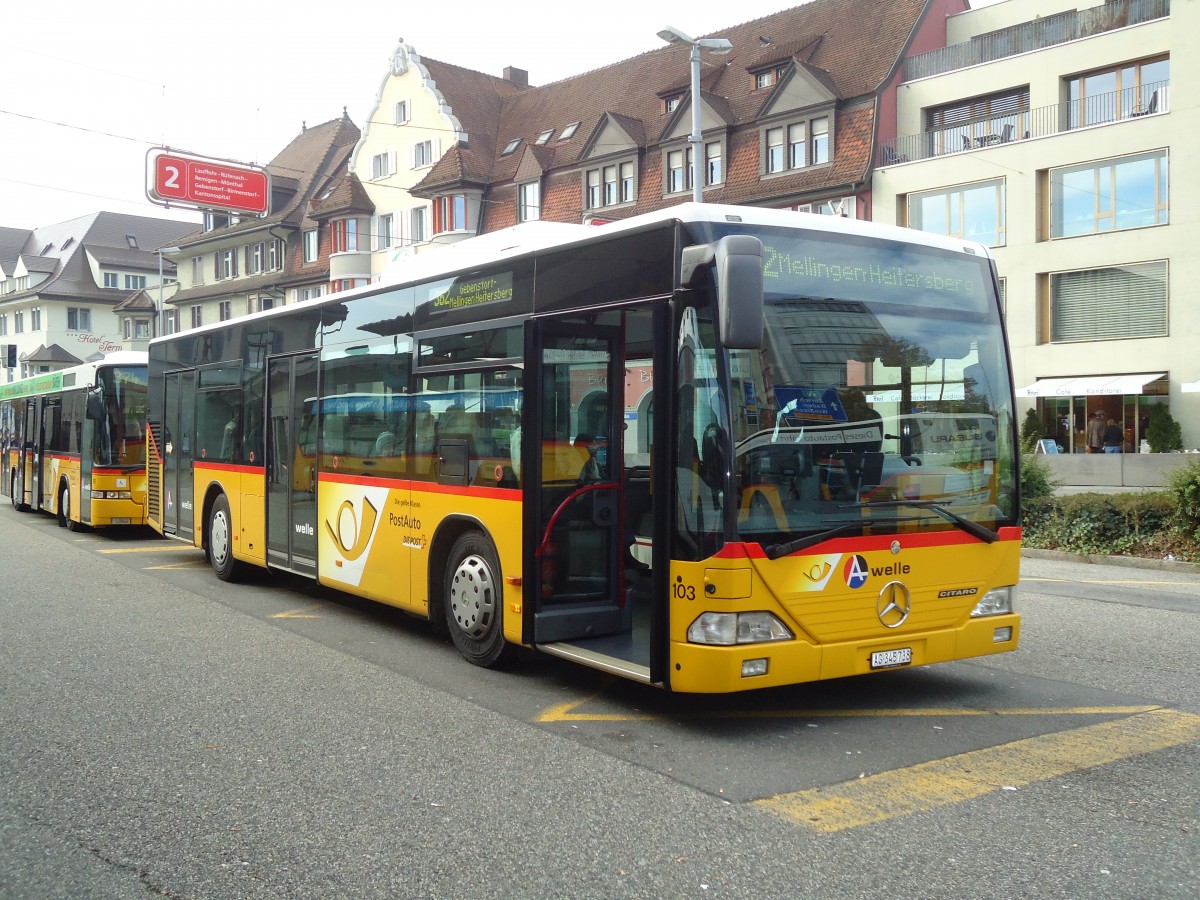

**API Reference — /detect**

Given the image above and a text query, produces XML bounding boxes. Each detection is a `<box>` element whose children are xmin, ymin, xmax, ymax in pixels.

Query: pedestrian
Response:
<box><xmin>1086</xmin><ymin>409</ymin><xmax>1106</xmax><ymax>453</ymax></box>
<box><xmin>1102</xmin><ymin>418</ymin><xmax>1123</xmax><ymax>453</ymax></box>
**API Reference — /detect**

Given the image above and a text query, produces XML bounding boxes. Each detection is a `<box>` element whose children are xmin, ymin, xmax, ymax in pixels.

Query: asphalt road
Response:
<box><xmin>1</xmin><ymin>509</ymin><xmax>1196</xmax><ymax>899</ymax></box>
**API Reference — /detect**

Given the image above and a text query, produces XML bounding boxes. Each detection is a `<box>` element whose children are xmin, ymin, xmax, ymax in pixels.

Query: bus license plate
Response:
<box><xmin>871</xmin><ymin>648</ymin><xmax>912</xmax><ymax>669</ymax></box>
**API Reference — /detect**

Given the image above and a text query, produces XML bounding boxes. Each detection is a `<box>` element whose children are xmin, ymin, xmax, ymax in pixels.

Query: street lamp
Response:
<box><xmin>658</xmin><ymin>26</ymin><xmax>732</xmax><ymax>203</ymax></box>
<box><xmin>156</xmin><ymin>246</ymin><xmax>180</xmax><ymax>337</ymax></box>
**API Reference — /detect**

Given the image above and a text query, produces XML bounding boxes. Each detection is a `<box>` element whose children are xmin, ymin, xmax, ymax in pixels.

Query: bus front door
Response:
<box><xmin>524</xmin><ymin>320</ymin><xmax>625</xmax><ymax>644</ymax></box>
<box><xmin>161</xmin><ymin>371</ymin><xmax>196</xmax><ymax>539</ymax></box>
<box><xmin>265</xmin><ymin>352</ymin><xmax>318</xmax><ymax>575</ymax></box>
<box><xmin>12</xmin><ymin>398</ymin><xmax>38</xmax><ymax>510</ymax></box>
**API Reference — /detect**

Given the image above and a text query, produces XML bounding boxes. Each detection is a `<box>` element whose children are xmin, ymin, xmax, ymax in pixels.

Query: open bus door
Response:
<box><xmin>10</xmin><ymin>398</ymin><xmax>37</xmax><ymax>511</ymax></box>
<box><xmin>523</xmin><ymin>320</ymin><xmax>626</xmax><ymax>644</ymax></box>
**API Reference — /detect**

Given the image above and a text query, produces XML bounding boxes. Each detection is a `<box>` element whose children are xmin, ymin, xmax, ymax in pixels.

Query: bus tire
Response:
<box><xmin>57</xmin><ymin>481</ymin><xmax>69</xmax><ymax>528</ymax></box>
<box><xmin>444</xmin><ymin>531</ymin><xmax>515</xmax><ymax>668</ymax></box>
<box><xmin>207</xmin><ymin>493</ymin><xmax>245</xmax><ymax>582</ymax></box>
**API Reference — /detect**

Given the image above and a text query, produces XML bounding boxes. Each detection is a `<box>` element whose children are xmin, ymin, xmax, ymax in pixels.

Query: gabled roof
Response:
<box><xmin>0</xmin><ymin>212</ymin><xmax>196</xmax><ymax>305</ymax></box>
<box><xmin>113</xmin><ymin>288</ymin><xmax>157</xmax><ymax>312</ymax></box>
<box><xmin>307</xmin><ymin>171</ymin><xmax>374</xmax><ymax>219</ymax></box>
<box><xmin>410</xmin><ymin>0</ymin><xmax>927</xmax><ymax>193</ymax></box>
<box><xmin>24</xmin><ymin>343</ymin><xmax>82</xmax><ymax>365</ymax></box>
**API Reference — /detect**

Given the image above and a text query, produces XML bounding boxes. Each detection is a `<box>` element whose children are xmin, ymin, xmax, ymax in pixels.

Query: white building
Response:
<box><xmin>873</xmin><ymin>0</ymin><xmax>1197</xmax><ymax>451</ymax></box>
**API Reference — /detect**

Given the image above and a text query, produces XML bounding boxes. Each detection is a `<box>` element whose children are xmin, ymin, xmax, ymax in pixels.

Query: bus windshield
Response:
<box><xmin>93</xmin><ymin>366</ymin><xmax>149</xmax><ymax>467</ymax></box>
<box><xmin>694</xmin><ymin>224</ymin><xmax>1016</xmax><ymax>550</ymax></box>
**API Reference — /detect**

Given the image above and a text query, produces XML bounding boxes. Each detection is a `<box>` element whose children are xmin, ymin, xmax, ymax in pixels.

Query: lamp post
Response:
<box><xmin>156</xmin><ymin>246</ymin><xmax>180</xmax><ymax>338</ymax></box>
<box><xmin>657</xmin><ymin>26</ymin><xmax>732</xmax><ymax>203</ymax></box>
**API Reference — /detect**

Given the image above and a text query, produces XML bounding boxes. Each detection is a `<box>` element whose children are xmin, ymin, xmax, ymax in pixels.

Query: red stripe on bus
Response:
<box><xmin>727</xmin><ymin>526</ymin><xmax>1022</xmax><ymax>559</ymax></box>
<box><xmin>318</xmin><ymin>470</ymin><xmax>519</xmax><ymax>501</ymax></box>
<box><xmin>194</xmin><ymin>461</ymin><xmax>262</xmax><ymax>475</ymax></box>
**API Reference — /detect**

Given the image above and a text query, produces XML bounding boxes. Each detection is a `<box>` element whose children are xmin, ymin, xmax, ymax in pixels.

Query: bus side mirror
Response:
<box><xmin>85</xmin><ymin>387</ymin><xmax>105</xmax><ymax>421</ymax></box>
<box><xmin>680</xmin><ymin>237</ymin><xmax>764</xmax><ymax>351</ymax></box>
<box><xmin>715</xmin><ymin>235</ymin><xmax>763</xmax><ymax>350</ymax></box>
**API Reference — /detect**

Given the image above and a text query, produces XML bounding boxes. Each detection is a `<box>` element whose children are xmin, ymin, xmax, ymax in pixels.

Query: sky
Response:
<box><xmin>0</xmin><ymin>0</ymin><xmax>810</xmax><ymax>231</ymax></box>
<box><xmin>0</xmin><ymin>0</ymin><xmax>1000</xmax><ymax>232</ymax></box>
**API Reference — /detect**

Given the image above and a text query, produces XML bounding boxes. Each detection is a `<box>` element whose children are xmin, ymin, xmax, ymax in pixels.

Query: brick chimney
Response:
<box><xmin>503</xmin><ymin>66</ymin><xmax>529</xmax><ymax>87</ymax></box>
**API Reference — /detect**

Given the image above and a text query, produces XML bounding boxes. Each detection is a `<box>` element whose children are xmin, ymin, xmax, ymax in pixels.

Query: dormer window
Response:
<box><xmin>664</xmin><ymin>96</ymin><xmax>681</xmax><ymax>113</ymax></box>
<box><xmin>755</xmin><ymin>71</ymin><xmax>774</xmax><ymax>89</ymax></box>
<box><xmin>535</xmin><ymin>129</ymin><xmax>554</xmax><ymax>145</ymax></box>
<box><xmin>126</xmin><ymin>234</ymin><xmax>138</xmax><ymax>249</ymax></box>
<box><xmin>559</xmin><ymin>121</ymin><xmax>580</xmax><ymax>141</ymax></box>
<box><xmin>502</xmin><ymin>138</ymin><xmax>522</xmax><ymax>156</ymax></box>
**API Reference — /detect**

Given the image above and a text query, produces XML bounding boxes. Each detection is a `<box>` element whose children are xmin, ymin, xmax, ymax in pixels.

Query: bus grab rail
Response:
<box><xmin>535</xmin><ymin>481</ymin><xmax>620</xmax><ymax>559</ymax></box>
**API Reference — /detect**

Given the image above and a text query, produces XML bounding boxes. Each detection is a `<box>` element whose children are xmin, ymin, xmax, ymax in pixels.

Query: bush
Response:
<box><xmin>1165</xmin><ymin>457</ymin><xmax>1200</xmax><ymax>543</ymax></box>
<box><xmin>1024</xmin><ymin>491</ymin><xmax>1175</xmax><ymax>556</ymax></box>
<box><xmin>1020</xmin><ymin>408</ymin><xmax>1046</xmax><ymax>454</ymax></box>
<box><xmin>1145</xmin><ymin>404</ymin><xmax>1183</xmax><ymax>453</ymax></box>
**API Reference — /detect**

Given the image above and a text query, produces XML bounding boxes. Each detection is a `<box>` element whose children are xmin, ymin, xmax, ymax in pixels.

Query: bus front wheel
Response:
<box><xmin>207</xmin><ymin>494</ymin><xmax>245</xmax><ymax>582</ymax></box>
<box><xmin>444</xmin><ymin>531</ymin><xmax>515</xmax><ymax>668</ymax></box>
<box><xmin>10</xmin><ymin>472</ymin><xmax>28</xmax><ymax>512</ymax></box>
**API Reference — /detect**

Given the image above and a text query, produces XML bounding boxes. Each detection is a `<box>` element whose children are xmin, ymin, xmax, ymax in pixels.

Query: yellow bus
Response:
<box><xmin>2</xmin><ymin>351</ymin><xmax>149</xmax><ymax>529</ymax></box>
<box><xmin>146</xmin><ymin>204</ymin><xmax>1021</xmax><ymax>693</ymax></box>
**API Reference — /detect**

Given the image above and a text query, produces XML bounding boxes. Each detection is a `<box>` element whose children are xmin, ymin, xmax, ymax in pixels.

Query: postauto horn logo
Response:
<box><xmin>843</xmin><ymin>554</ymin><xmax>870</xmax><ymax>589</ymax></box>
<box><xmin>326</xmin><ymin>496</ymin><xmax>379</xmax><ymax>561</ymax></box>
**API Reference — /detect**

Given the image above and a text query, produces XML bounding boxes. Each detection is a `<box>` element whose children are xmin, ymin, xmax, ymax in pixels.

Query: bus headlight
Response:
<box><xmin>687</xmin><ymin>611</ymin><xmax>793</xmax><ymax>645</ymax></box>
<box><xmin>970</xmin><ymin>586</ymin><xmax>1014</xmax><ymax>617</ymax></box>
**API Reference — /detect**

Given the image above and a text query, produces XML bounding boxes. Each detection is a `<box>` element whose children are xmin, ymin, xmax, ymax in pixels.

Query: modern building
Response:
<box><xmin>0</xmin><ymin>214</ymin><xmax>197</xmax><ymax>378</ymax></box>
<box><xmin>873</xmin><ymin>0</ymin><xmax>1197</xmax><ymax>450</ymax></box>
<box><xmin>161</xmin><ymin>114</ymin><xmax>361</xmax><ymax>330</ymax></box>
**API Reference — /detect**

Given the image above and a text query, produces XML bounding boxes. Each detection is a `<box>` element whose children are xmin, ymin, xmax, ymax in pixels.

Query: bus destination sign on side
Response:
<box><xmin>430</xmin><ymin>272</ymin><xmax>514</xmax><ymax>313</ymax></box>
<box><xmin>147</xmin><ymin>150</ymin><xmax>270</xmax><ymax>216</ymax></box>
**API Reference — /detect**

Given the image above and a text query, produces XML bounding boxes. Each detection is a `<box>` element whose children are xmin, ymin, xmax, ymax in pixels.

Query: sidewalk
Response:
<box><xmin>1022</xmin><ymin>547</ymin><xmax>1199</xmax><ymax>573</ymax></box>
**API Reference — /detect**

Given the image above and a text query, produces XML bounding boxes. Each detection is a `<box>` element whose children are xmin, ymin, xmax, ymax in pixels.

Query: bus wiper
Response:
<box><xmin>855</xmin><ymin>500</ymin><xmax>999</xmax><ymax>544</ymax></box>
<box><xmin>764</xmin><ymin>522</ymin><xmax>866</xmax><ymax>560</ymax></box>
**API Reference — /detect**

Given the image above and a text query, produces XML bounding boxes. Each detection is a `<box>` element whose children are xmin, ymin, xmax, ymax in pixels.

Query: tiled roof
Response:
<box><xmin>24</xmin><ymin>343</ymin><xmax>82</xmax><ymax>364</ymax></box>
<box><xmin>307</xmin><ymin>171</ymin><xmax>374</xmax><ymax>218</ymax></box>
<box><xmin>412</xmin><ymin>0</ymin><xmax>926</xmax><ymax>193</ymax></box>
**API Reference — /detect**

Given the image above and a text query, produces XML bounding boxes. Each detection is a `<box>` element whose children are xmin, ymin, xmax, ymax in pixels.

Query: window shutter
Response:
<box><xmin>1052</xmin><ymin>261</ymin><xmax>1167</xmax><ymax>342</ymax></box>
<box><xmin>214</xmin><ymin>252</ymin><xmax>220</xmax><ymax>279</ymax></box>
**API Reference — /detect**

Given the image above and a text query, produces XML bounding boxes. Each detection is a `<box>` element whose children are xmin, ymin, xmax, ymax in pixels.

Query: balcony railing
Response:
<box><xmin>878</xmin><ymin>82</ymin><xmax>1169</xmax><ymax>166</ymax></box>
<box><xmin>904</xmin><ymin>0</ymin><xmax>1169</xmax><ymax>81</ymax></box>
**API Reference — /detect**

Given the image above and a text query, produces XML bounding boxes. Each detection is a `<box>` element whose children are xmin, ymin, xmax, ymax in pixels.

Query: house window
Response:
<box><xmin>907</xmin><ymin>178</ymin><xmax>1006</xmax><ymax>247</ymax></box>
<box><xmin>666</xmin><ymin>150</ymin><xmax>687</xmax><ymax>194</ymax></box>
<box><xmin>219</xmin><ymin>300</ymin><xmax>232</xmax><ymax>321</ymax></box>
<box><xmin>13</xmin><ymin>311</ymin><xmax>22</xmax><ymax>334</ymax></box>
<box><xmin>432</xmin><ymin>195</ymin><xmax>468</xmax><ymax>234</ymax></box>
<box><xmin>371</xmin><ymin>151</ymin><xmax>394</xmax><ymax>179</ymax></box>
<box><xmin>766</xmin><ymin>127</ymin><xmax>785</xmax><ymax>173</ymax></box>
<box><xmin>190</xmin><ymin>305</ymin><xmax>203</xmax><ymax>329</ymax></box>
<box><xmin>535</xmin><ymin>128</ymin><xmax>554</xmax><ymax>145</ymax></box>
<box><xmin>248</xmin><ymin>242</ymin><xmax>265</xmax><ymax>274</ymax></box>
<box><xmin>331</xmin><ymin>278</ymin><xmax>369</xmax><ymax>293</ymax></box>
<box><xmin>268</xmin><ymin>238</ymin><xmax>284</xmax><ymax>270</ymax></box>
<box><xmin>31</xmin><ymin>307</ymin><xmax>40</xmax><ymax>331</ymax></box>
<box><xmin>788</xmin><ymin>123</ymin><xmax>805</xmax><ymax>168</ymax></box>
<box><xmin>620</xmin><ymin>161</ymin><xmax>636</xmax><ymax>202</ymax></box>
<box><xmin>559</xmin><ymin>122</ymin><xmax>580</xmax><ymax>141</ymax></box>
<box><xmin>395</xmin><ymin>100</ymin><xmax>409</xmax><ymax>124</ymax></box>
<box><xmin>303</xmin><ymin>229</ymin><xmax>318</xmax><ymax>263</ymax></box>
<box><xmin>375</xmin><ymin>214</ymin><xmax>394</xmax><ymax>250</ymax></box>
<box><xmin>755</xmin><ymin>71</ymin><xmax>774</xmax><ymax>89</ymax></box>
<box><xmin>413</xmin><ymin>139</ymin><xmax>436</xmax><ymax>168</ymax></box>
<box><xmin>1047</xmin><ymin>260</ymin><xmax>1167</xmax><ymax>343</ymax></box>
<box><xmin>811</xmin><ymin>117</ymin><xmax>829</xmax><ymax>164</ymax></box>
<box><xmin>135</xmin><ymin>320</ymin><xmax>150</xmax><ymax>339</ymax></box>
<box><xmin>1067</xmin><ymin>57</ymin><xmax>1168</xmax><ymax>128</ymax></box>
<box><xmin>125</xmin><ymin>274</ymin><xmax>147</xmax><ymax>290</ymax></box>
<box><xmin>664</xmin><ymin>96</ymin><xmax>680</xmax><ymax>113</ymax></box>
<box><xmin>331</xmin><ymin>218</ymin><xmax>367</xmax><ymax>253</ymax></box>
<box><xmin>705</xmin><ymin>141</ymin><xmax>722</xmax><ymax>185</ymax></box>
<box><xmin>123</xmin><ymin>318</ymin><xmax>132</xmax><ymax>340</ymax></box>
<box><xmin>164</xmin><ymin>309</ymin><xmax>179</xmax><ymax>334</ymax></box>
<box><xmin>502</xmin><ymin>138</ymin><xmax>521</xmax><ymax>156</ymax></box>
<box><xmin>103</xmin><ymin>272</ymin><xmax>119</xmax><ymax>288</ymax></box>
<box><xmin>0</xmin><ymin>315</ymin><xmax>6</xmax><ymax>336</ymax></box>
<box><xmin>411</xmin><ymin>207</ymin><xmax>428</xmax><ymax>243</ymax></box>
<box><xmin>217</xmin><ymin>249</ymin><xmax>237</xmax><ymax>280</ymax></box>
<box><xmin>585</xmin><ymin>159</ymin><xmax>637</xmax><ymax>210</ymax></box>
<box><xmin>1050</xmin><ymin>150</ymin><xmax>1168</xmax><ymax>238</ymax></box>
<box><xmin>192</xmin><ymin>256</ymin><xmax>204</xmax><ymax>283</ymax></box>
<box><xmin>203</xmin><ymin>211</ymin><xmax>229</xmax><ymax>231</ymax></box>
<box><xmin>67</xmin><ymin>307</ymin><xmax>92</xmax><ymax>332</ymax></box>
<box><xmin>518</xmin><ymin>182</ymin><xmax>540</xmax><ymax>222</ymax></box>
<box><xmin>927</xmin><ymin>88</ymin><xmax>1029</xmax><ymax>155</ymax></box>
<box><xmin>294</xmin><ymin>285</ymin><xmax>324</xmax><ymax>304</ymax></box>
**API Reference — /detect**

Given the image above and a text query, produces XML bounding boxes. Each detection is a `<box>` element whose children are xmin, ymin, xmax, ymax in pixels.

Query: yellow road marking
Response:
<box><xmin>537</xmin><ymin>694</ymin><xmax>1160</xmax><ymax>722</ymax></box>
<box><xmin>272</xmin><ymin>605</ymin><xmax>323</xmax><ymax>619</ymax></box>
<box><xmin>144</xmin><ymin>561</ymin><xmax>210</xmax><ymax>570</ymax></box>
<box><xmin>755</xmin><ymin>708</ymin><xmax>1200</xmax><ymax>832</ymax></box>
<box><xmin>98</xmin><ymin>545</ymin><xmax>201</xmax><ymax>554</ymax></box>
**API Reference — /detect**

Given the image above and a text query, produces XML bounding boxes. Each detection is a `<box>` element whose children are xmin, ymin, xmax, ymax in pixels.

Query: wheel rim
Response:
<box><xmin>449</xmin><ymin>553</ymin><xmax>497</xmax><ymax>640</ymax></box>
<box><xmin>62</xmin><ymin>489</ymin><xmax>70</xmax><ymax>521</ymax></box>
<box><xmin>211</xmin><ymin>508</ymin><xmax>231</xmax><ymax>568</ymax></box>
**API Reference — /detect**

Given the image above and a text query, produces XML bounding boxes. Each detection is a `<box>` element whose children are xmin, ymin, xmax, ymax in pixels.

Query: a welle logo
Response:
<box><xmin>843</xmin><ymin>554</ymin><xmax>912</xmax><ymax>589</ymax></box>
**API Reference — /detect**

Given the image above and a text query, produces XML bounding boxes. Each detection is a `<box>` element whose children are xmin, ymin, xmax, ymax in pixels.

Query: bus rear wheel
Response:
<box><xmin>444</xmin><ymin>531</ymin><xmax>515</xmax><ymax>668</ymax></box>
<box><xmin>57</xmin><ymin>482</ymin><xmax>71</xmax><ymax>529</ymax></box>
<box><xmin>207</xmin><ymin>494</ymin><xmax>245</xmax><ymax>582</ymax></box>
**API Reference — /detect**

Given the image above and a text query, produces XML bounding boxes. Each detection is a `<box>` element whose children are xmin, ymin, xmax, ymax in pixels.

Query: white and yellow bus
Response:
<box><xmin>146</xmin><ymin>204</ymin><xmax>1022</xmax><ymax>693</ymax></box>
<box><xmin>2</xmin><ymin>352</ymin><xmax>148</xmax><ymax>529</ymax></box>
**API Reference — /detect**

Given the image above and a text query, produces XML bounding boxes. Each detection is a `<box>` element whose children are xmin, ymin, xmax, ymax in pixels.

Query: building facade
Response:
<box><xmin>873</xmin><ymin>0</ymin><xmax>1197</xmax><ymax>450</ymax></box>
<box><xmin>0</xmin><ymin>214</ymin><xmax>196</xmax><ymax>378</ymax></box>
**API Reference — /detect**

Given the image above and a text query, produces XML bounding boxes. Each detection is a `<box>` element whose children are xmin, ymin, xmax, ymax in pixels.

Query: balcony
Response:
<box><xmin>904</xmin><ymin>0</ymin><xmax>1169</xmax><ymax>82</ymax></box>
<box><xmin>878</xmin><ymin>82</ymin><xmax>1169</xmax><ymax>166</ymax></box>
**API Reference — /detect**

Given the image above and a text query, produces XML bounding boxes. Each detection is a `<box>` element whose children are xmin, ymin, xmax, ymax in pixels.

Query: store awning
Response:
<box><xmin>1183</xmin><ymin>380</ymin><xmax>1200</xmax><ymax>393</ymax></box>
<box><xmin>1016</xmin><ymin>373</ymin><xmax>1166</xmax><ymax>398</ymax></box>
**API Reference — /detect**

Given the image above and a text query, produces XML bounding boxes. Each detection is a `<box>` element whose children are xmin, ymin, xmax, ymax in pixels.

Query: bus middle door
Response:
<box><xmin>523</xmin><ymin>319</ymin><xmax>625</xmax><ymax>644</ymax></box>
